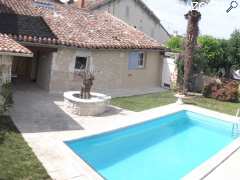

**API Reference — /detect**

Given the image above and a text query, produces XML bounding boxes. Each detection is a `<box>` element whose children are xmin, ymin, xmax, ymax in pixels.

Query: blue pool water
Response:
<box><xmin>66</xmin><ymin>111</ymin><xmax>235</xmax><ymax>180</ymax></box>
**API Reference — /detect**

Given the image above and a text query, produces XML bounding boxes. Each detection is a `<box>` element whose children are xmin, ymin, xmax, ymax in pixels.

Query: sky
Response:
<box><xmin>143</xmin><ymin>0</ymin><xmax>240</xmax><ymax>39</ymax></box>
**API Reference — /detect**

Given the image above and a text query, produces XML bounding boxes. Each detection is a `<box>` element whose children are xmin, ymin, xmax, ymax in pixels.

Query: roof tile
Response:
<box><xmin>0</xmin><ymin>0</ymin><xmax>164</xmax><ymax>50</ymax></box>
<box><xmin>0</xmin><ymin>33</ymin><xmax>33</xmax><ymax>55</ymax></box>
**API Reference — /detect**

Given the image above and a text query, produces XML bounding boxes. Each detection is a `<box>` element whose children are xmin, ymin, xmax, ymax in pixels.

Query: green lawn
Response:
<box><xmin>184</xmin><ymin>96</ymin><xmax>240</xmax><ymax>116</ymax></box>
<box><xmin>0</xmin><ymin>116</ymin><xmax>50</xmax><ymax>180</ymax></box>
<box><xmin>112</xmin><ymin>91</ymin><xmax>177</xmax><ymax>112</ymax></box>
<box><xmin>111</xmin><ymin>91</ymin><xmax>240</xmax><ymax>115</ymax></box>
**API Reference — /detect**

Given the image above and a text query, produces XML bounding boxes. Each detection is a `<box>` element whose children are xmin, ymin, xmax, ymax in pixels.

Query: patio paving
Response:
<box><xmin>10</xmin><ymin>84</ymin><xmax>84</xmax><ymax>133</ymax></box>
<box><xmin>204</xmin><ymin>148</ymin><xmax>240</xmax><ymax>180</ymax></box>
<box><xmin>9</xmin><ymin>83</ymin><xmax>240</xmax><ymax>180</ymax></box>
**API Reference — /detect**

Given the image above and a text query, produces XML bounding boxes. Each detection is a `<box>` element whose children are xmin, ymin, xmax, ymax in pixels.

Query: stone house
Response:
<box><xmin>0</xmin><ymin>0</ymin><xmax>166</xmax><ymax>94</ymax></box>
<box><xmin>83</xmin><ymin>0</ymin><xmax>171</xmax><ymax>44</ymax></box>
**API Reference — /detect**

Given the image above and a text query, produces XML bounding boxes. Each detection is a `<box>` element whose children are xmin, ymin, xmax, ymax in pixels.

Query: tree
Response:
<box><xmin>197</xmin><ymin>35</ymin><xmax>223</xmax><ymax>74</ymax></box>
<box><xmin>166</xmin><ymin>36</ymin><xmax>184</xmax><ymax>52</ymax></box>
<box><xmin>178</xmin><ymin>0</ymin><xmax>209</xmax><ymax>94</ymax></box>
<box><xmin>77</xmin><ymin>59</ymin><xmax>95</xmax><ymax>99</ymax></box>
<box><xmin>229</xmin><ymin>30</ymin><xmax>240</xmax><ymax>70</ymax></box>
<box><xmin>218</xmin><ymin>39</ymin><xmax>231</xmax><ymax>77</ymax></box>
<box><xmin>183</xmin><ymin>10</ymin><xmax>201</xmax><ymax>94</ymax></box>
<box><xmin>79</xmin><ymin>70</ymin><xmax>94</xmax><ymax>99</ymax></box>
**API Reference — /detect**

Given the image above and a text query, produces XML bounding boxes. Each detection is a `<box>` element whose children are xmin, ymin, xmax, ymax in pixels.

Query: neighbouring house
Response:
<box><xmin>0</xmin><ymin>0</ymin><xmax>166</xmax><ymax>94</ymax></box>
<box><xmin>81</xmin><ymin>0</ymin><xmax>171</xmax><ymax>44</ymax></box>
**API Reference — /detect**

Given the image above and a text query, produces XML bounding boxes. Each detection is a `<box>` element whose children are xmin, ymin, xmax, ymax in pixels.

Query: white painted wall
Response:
<box><xmin>0</xmin><ymin>55</ymin><xmax>12</xmax><ymax>86</ymax></box>
<box><xmin>92</xmin><ymin>0</ymin><xmax>170</xmax><ymax>44</ymax></box>
<box><xmin>162</xmin><ymin>52</ymin><xmax>177</xmax><ymax>88</ymax></box>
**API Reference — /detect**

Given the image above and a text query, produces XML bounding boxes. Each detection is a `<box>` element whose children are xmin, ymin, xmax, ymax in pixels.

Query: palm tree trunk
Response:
<box><xmin>183</xmin><ymin>10</ymin><xmax>201</xmax><ymax>94</ymax></box>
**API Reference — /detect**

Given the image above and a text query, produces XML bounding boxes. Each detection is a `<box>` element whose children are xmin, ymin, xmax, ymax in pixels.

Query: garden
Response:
<box><xmin>0</xmin><ymin>83</ymin><xmax>50</xmax><ymax>180</ymax></box>
<box><xmin>1</xmin><ymin>0</ymin><xmax>240</xmax><ymax>179</ymax></box>
<box><xmin>113</xmin><ymin>2</ymin><xmax>240</xmax><ymax>115</ymax></box>
<box><xmin>112</xmin><ymin>30</ymin><xmax>240</xmax><ymax>115</ymax></box>
<box><xmin>167</xmin><ymin>29</ymin><xmax>240</xmax><ymax>101</ymax></box>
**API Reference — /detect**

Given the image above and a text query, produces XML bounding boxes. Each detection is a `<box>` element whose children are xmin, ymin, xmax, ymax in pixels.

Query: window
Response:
<box><xmin>128</xmin><ymin>52</ymin><xmax>145</xmax><ymax>70</ymax></box>
<box><xmin>75</xmin><ymin>57</ymin><xmax>87</xmax><ymax>70</ymax></box>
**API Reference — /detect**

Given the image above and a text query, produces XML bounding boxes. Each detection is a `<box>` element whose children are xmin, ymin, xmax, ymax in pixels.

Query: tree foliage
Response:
<box><xmin>197</xmin><ymin>35</ymin><xmax>223</xmax><ymax>74</ymax></box>
<box><xmin>229</xmin><ymin>30</ymin><xmax>240</xmax><ymax>69</ymax></box>
<box><xmin>166</xmin><ymin>36</ymin><xmax>184</xmax><ymax>52</ymax></box>
<box><xmin>175</xmin><ymin>30</ymin><xmax>240</xmax><ymax>79</ymax></box>
<box><xmin>198</xmin><ymin>35</ymin><xmax>222</xmax><ymax>63</ymax></box>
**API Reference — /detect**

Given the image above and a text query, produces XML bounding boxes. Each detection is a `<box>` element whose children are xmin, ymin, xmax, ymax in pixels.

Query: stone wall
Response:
<box><xmin>0</xmin><ymin>55</ymin><xmax>12</xmax><ymax>87</ymax></box>
<box><xmin>49</xmin><ymin>48</ymin><xmax>163</xmax><ymax>93</ymax></box>
<box><xmin>37</xmin><ymin>52</ymin><xmax>53</xmax><ymax>90</ymax></box>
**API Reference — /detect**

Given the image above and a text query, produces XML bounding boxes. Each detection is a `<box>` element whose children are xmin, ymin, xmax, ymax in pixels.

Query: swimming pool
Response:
<box><xmin>66</xmin><ymin>111</ymin><xmax>235</xmax><ymax>180</ymax></box>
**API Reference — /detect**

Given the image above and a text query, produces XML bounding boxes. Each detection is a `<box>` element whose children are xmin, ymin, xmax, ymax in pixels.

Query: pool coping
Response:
<box><xmin>62</xmin><ymin>104</ymin><xmax>240</xmax><ymax>180</ymax></box>
<box><xmin>182</xmin><ymin>106</ymin><xmax>240</xmax><ymax>180</ymax></box>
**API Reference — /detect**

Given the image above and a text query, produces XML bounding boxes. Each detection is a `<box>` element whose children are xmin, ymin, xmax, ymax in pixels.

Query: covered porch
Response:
<box><xmin>11</xmin><ymin>45</ymin><xmax>57</xmax><ymax>91</ymax></box>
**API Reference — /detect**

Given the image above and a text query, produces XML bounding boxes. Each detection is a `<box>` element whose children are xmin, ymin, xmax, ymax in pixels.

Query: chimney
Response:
<box><xmin>74</xmin><ymin>0</ymin><xmax>85</xmax><ymax>8</ymax></box>
<box><xmin>81</xmin><ymin>0</ymin><xmax>85</xmax><ymax>8</ymax></box>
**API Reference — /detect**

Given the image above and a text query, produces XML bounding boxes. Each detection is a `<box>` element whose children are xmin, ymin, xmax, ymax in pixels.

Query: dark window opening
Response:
<box><xmin>75</xmin><ymin>57</ymin><xmax>87</xmax><ymax>70</ymax></box>
<box><xmin>138</xmin><ymin>53</ymin><xmax>144</xmax><ymax>67</ymax></box>
<box><xmin>164</xmin><ymin>83</ymin><xmax>171</xmax><ymax>88</ymax></box>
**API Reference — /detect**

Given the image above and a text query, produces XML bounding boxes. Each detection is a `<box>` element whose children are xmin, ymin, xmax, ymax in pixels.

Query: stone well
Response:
<box><xmin>64</xmin><ymin>91</ymin><xmax>111</xmax><ymax>116</ymax></box>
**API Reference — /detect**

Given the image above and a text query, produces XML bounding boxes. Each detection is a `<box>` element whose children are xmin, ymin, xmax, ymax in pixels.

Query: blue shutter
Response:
<box><xmin>128</xmin><ymin>52</ymin><xmax>139</xmax><ymax>70</ymax></box>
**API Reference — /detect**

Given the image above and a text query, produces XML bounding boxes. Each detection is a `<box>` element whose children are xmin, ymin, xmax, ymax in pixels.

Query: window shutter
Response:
<box><xmin>128</xmin><ymin>52</ymin><xmax>139</xmax><ymax>70</ymax></box>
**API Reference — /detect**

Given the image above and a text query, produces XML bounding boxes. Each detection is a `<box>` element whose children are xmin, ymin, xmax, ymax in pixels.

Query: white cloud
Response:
<box><xmin>143</xmin><ymin>0</ymin><xmax>240</xmax><ymax>39</ymax></box>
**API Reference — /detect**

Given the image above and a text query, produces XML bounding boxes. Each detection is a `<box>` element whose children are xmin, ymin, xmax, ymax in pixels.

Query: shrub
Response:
<box><xmin>203</xmin><ymin>79</ymin><xmax>239</xmax><ymax>102</ymax></box>
<box><xmin>202</xmin><ymin>81</ymin><xmax>219</xmax><ymax>97</ymax></box>
<box><xmin>0</xmin><ymin>82</ymin><xmax>13</xmax><ymax>115</ymax></box>
<box><xmin>215</xmin><ymin>80</ymin><xmax>239</xmax><ymax>102</ymax></box>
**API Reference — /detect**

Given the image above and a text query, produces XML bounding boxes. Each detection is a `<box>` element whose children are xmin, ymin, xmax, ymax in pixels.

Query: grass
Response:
<box><xmin>112</xmin><ymin>91</ymin><xmax>240</xmax><ymax>115</ymax></box>
<box><xmin>111</xmin><ymin>91</ymin><xmax>177</xmax><ymax>112</ymax></box>
<box><xmin>0</xmin><ymin>116</ymin><xmax>50</xmax><ymax>180</ymax></box>
<box><xmin>184</xmin><ymin>96</ymin><xmax>240</xmax><ymax>116</ymax></box>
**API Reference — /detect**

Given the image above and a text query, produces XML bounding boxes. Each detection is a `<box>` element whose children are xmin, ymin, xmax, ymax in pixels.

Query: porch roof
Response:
<box><xmin>0</xmin><ymin>0</ymin><xmax>165</xmax><ymax>50</ymax></box>
<box><xmin>0</xmin><ymin>33</ymin><xmax>33</xmax><ymax>57</ymax></box>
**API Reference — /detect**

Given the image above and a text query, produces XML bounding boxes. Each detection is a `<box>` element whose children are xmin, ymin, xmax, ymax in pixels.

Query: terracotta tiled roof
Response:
<box><xmin>0</xmin><ymin>33</ymin><xmax>33</xmax><ymax>56</ymax></box>
<box><xmin>0</xmin><ymin>0</ymin><xmax>164</xmax><ymax>50</ymax></box>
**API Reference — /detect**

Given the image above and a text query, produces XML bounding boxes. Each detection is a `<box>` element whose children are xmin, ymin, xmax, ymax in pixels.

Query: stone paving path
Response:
<box><xmin>10</xmin><ymin>85</ymin><xmax>83</xmax><ymax>133</ymax></box>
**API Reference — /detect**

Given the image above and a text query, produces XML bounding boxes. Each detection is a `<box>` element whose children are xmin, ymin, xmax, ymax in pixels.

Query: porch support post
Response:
<box><xmin>0</xmin><ymin>55</ymin><xmax>13</xmax><ymax>87</ymax></box>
